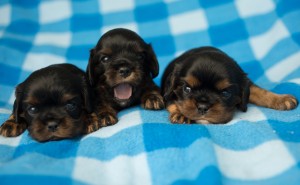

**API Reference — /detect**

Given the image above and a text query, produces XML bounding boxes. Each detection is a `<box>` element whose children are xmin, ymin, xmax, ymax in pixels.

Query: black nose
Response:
<box><xmin>47</xmin><ymin>121</ymin><xmax>59</xmax><ymax>132</ymax></box>
<box><xmin>197</xmin><ymin>104</ymin><xmax>209</xmax><ymax>115</ymax></box>
<box><xmin>119</xmin><ymin>67</ymin><xmax>131</xmax><ymax>77</ymax></box>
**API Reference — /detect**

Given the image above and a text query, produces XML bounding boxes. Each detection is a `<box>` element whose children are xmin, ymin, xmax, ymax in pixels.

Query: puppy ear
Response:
<box><xmin>86</xmin><ymin>49</ymin><xmax>95</xmax><ymax>86</ymax></box>
<box><xmin>13</xmin><ymin>83</ymin><xmax>24</xmax><ymax>123</ymax></box>
<box><xmin>145</xmin><ymin>44</ymin><xmax>159</xmax><ymax>78</ymax></box>
<box><xmin>162</xmin><ymin>70</ymin><xmax>179</xmax><ymax>103</ymax></box>
<box><xmin>237</xmin><ymin>77</ymin><xmax>251</xmax><ymax>112</ymax></box>
<box><xmin>82</xmin><ymin>78</ymin><xmax>94</xmax><ymax>114</ymax></box>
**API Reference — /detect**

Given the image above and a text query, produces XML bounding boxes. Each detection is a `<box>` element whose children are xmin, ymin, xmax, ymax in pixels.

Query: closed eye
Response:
<box><xmin>221</xmin><ymin>89</ymin><xmax>232</xmax><ymax>99</ymax></box>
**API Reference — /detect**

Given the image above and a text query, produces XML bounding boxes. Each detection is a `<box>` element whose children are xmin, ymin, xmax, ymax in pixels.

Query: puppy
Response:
<box><xmin>162</xmin><ymin>46</ymin><xmax>298</xmax><ymax>124</ymax></box>
<box><xmin>87</xmin><ymin>28</ymin><xmax>164</xmax><ymax>126</ymax></box>
<box><xmin>0</xmin><ymin>64</ymin><xmax>98</xmax><ymax>142</ymax></box>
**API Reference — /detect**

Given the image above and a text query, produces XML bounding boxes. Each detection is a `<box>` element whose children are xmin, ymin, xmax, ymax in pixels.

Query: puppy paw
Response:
<box><xmin>142</xmin><ymin>93</ymin><xmax>164</xmax><ymax>110</ymax></box>
<box><xmin>0</xmin><ymin>119</ymin><xmax>27</xmax><ymax>137</ymax></box>
<box><xmin>169</xmin><ymin>112</ymin><xmax>192</xmax><ymax>124</ymax></box>
<box><xmin>98</xmin><ymin>112</ymin><xmax>118</xmax><ymax>127</ymax></box>
<box><xmin>85</xmin><ymin>113</ymin><xmax>101</xmax><ymax>134</ymax></box>
<box><xmin>272</xmin><ymin>94</ymin><xmax>298</xmax><ymax>110</ymax></box>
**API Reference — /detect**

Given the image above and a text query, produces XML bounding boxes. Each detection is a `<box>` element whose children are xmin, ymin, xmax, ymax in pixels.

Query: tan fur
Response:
<box><xmin>96</xmin><ymin>107</ymin><xmax>118</xmax><ymax>127</ymax></box>
<box><xmin>183</xmin><ymin>76</ymin><xmax>201</xmax><ymax>87</ymax></box>
<box><xmin>249</xmin><ymin>84</ymin><xmax>298</xmax><ymax>110</ymax></box>
<box><xmin>142</xmin><ymin>91</ymin><xmax>164</xmax><ymax>110</ymax></box>
<box><xmin>216</xmin><ymin>79</ymin><xmax>231</xmax><ymax>90</ymax></box>
<box><xmin>0</xmin><ymin>116</ymin><xmax>27</xmax><ymax>137</ymax></box>
<box><xmin>167</xmin><ymin>103</ymin><xmax>192</xmax><ymax>124</ymax></box>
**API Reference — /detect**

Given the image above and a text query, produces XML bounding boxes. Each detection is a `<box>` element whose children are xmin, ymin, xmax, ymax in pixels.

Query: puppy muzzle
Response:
<box><xmin>197</xmin><ymin>103</ymin><xmax>210</xmax><ymax>115</ymax></box>
<box><xmin>47</xmin><ymin>120</ymin><xmax>59</xmax><ymax>132</ymax></box>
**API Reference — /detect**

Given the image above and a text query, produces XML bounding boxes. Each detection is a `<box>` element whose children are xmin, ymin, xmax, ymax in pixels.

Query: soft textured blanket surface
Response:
<box><xmin>0</xmin><ymin>0</ymin><xmax>300</xmax><ymax>185</ymax></box>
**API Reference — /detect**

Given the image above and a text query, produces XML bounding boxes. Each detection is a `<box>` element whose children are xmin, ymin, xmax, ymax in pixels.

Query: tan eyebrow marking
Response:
<box><xmin>183</xmin><ymin>75</ymin><xmax>201</xmax><ymax>87</ymax></box>
<box><xmin>216</xmin><ymin>79</ymin><xmax>231</xmax><ymax>90</ymax></box>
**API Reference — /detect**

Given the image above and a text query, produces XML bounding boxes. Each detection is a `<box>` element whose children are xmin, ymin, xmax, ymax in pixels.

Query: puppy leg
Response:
<box><xmin>141</xmin><ymin>85</ymin><xmax>164</xmax><ymax>110</ymax></box>
<box><xmin>167</xmin><ymin>104</ymin><xmax>192</xmax><ymax>124</ymax></box>
<box><xmin>85</xmin><ymin>113</ymin><xmax>101</xmax><ymax>134</ymax></box>
<box><xmin>0</xmin><ymin>114</ymin><xmax>27</xmax><ymax>137</ymax></box>
<box><xmin>249</xmin><ymin>84</ymin><xmax>298</xmax><ymax>110</ymax></box>
<box><xmin>96</xmin><ymin>106</ymin><xmax>118</xmax><ymax>127</ymax></box>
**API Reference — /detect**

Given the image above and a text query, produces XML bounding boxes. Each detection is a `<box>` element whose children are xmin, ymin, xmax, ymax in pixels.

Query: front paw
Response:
<box><xmin>142</xmin><ymin>93</ymin><xmax>164</xmax><ymax>110</ymax></box>
<box><xmin>273</xmin><ymin>95</ymin><xmax>298</xmax><ymax>110</ymax></box>
<box><xmin>169</xmin><ymin>112</ymin><xmax>192</xmax><ymax>124</ymax></box>
<box><xmin>98</xmin><ymin>112</ymin><xmax>118</xmax><ymax>127</ymax></box>
<box><xmin>85</xmin><ymin>113</ymin><xmax>101</xmax><ymax>134</ymax></box>
<box><xmin>0</xmin><ymin>120</ymin><xmax>27</xmax><ymax>137</ymax></box>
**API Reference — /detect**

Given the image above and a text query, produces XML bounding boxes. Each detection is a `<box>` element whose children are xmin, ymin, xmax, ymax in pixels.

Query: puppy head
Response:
<box><xmin>13</xmin><ymin>64</ymin><xmax>93</xmax><ymax>142</ymax></box>
<box><xmin>164</xmin><ymin>47</ymin><xmax>250</xmax><ymax>124</ymax></box>
<box><xmin>87</xmin><ymin>28</ymin><xmax>159</xmax><ymax>107</ymax></box>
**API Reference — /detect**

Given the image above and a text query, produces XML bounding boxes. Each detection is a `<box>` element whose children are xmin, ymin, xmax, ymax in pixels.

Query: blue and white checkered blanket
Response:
<box><xmin>0</xmin><ymin>0</ymin><xmax>300</xmax><ymax>184</ymax></box>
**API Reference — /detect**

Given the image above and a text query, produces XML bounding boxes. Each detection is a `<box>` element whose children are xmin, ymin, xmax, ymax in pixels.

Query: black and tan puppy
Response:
<box><xmin>0</xmin><ymin>64</ymin><xmax>98</xmax><ymax>142</ymax></box>
<box><xmin>162</xmin><ymin>46</ymin><xmax>298</xmax><ymax>124</ymax></box>
<box><xmin>87</xmin><ymin>28</ymin><xmax>164</xmax><ymax>126</ymax></box>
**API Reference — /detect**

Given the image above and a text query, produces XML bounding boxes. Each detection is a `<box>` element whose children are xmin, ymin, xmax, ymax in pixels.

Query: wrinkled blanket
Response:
<box><xmin>0</xmin><ymin>0</ymin><xmax>300</xmax><ymax>184</ymax></box>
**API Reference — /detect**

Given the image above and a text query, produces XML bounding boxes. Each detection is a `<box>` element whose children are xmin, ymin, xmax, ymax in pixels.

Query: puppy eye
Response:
<box><xmin>183</xmin><ymin>85</ymin><xmax>192</xmax><ymax>94</ymax></box>
<box><xmin>28</xmin><ymin>106</ymin><xmax>38</xmax><ymax>115</ymax></box>
<box><xmin>100</xmin><ymin>56</ymin><xmax>110</xmax><ymax>63</ymax></box>
<box><xmin>221</xmin><ymin>90</ymin><xmax>232</xmax><ymax>99</ymax></box>
<box><xmin>65</xmin><ymin>103</ymin><xmax>77</xmax><ymax>112</ymax></box>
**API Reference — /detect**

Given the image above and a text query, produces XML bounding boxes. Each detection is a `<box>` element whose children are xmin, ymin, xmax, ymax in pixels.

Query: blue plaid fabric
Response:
<box><xmin>0</xmin><ymin>0</ymin><xmax>300</xmax><ymax>184</ymax></box>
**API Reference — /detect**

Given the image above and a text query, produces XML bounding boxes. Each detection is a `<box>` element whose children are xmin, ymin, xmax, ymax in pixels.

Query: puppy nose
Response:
<box><xmin>47</xmin><ymin>121</ymin><xmax>59</xmax><ymax>132</ymax></box>
<box><xmin>197</xmin><ymin>104</ymin><xmax>209</xmax><ymax>115</ymax></box>
<box><xmin>119</xmin><ymin>67</ymin><xmax>131</xmax><ymax>77</ymax></box>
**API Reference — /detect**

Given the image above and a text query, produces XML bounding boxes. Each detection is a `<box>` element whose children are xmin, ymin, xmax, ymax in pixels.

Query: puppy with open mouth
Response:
<box><xmin>0</xmin><ymin>64</ymin><xmax>98</xmax><ymax>142</ymax></box>
<box><xmin>162</xmin><ymin>46</ymin><xmax>298</xmax><ymax>124</ymax></box>
<box><xmin>87</xmin><ymin>28</ymin><xmax>164</xmax><ymax>126</ymax></box>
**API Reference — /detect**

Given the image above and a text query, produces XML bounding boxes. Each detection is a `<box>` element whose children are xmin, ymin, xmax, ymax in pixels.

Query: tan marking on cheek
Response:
<box><xmin>55</xmin><ymin>117</ymin><xmax>82</xmax><ymax>138</ymax></box>
<box><xmin>28</xmin><ymin>120</ymin><xmax>50</xmax><ymax>142</ymax></box>
<box><xmin>216</xmin><ymin>79</ymin><xmax>231</xmax><ymax>90</ymax></box>
<box><xmin>176</xmin><ymin>99</ymin><xmax>200</xmax><ymax>122</ymax></box>
<box><xmin>204</xmin><ymin>103</ymin><xmax>235</xmax><ymax>123</ymax></box>
<box><xmin>183</xmin><ymin>76</ymin><xmax>201</xmax><ymax>87</ymax></box>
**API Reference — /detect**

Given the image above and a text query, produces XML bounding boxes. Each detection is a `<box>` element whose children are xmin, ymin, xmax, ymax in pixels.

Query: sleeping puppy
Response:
<box><xmin>162</xmin><ymin>46</ymin><xmax>298</xmax><ymax>124</ymax></box>
<box><xmin>0</xmin><ymin>64</ymin><xmax>98</xmax><ymax>142</ymax></box>
<box><xmin>87</xmin><ymin>28</ymin><xmax>164</xmax><ymax>126</ymax></box>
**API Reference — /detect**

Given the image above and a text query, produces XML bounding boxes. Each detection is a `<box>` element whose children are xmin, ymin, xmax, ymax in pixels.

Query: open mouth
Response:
<box><xmin>114</xmin><ymin>83</ymin><xmax>132</xmax><ymax>100</ymax></box>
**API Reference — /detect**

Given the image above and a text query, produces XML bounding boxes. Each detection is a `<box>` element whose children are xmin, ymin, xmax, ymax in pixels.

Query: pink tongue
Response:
<box><xmin>114</xmin><ymin>84</ymin><xmax>132</xmax><ymax>100</ymax></box>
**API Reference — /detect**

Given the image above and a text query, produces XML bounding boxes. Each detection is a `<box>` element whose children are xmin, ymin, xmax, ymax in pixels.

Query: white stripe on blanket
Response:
<box><xmin>215</xmin><ymin>140</ymin><xmax>295</xmax><ymax>180</ymax></box>
<box><xmin>73</xmin><ymin>154</ymin><xmax>151</xmax><ymax>185</ymax></box>
<box><xmin>266</xmin><ymin>52</ymin><xmax>300</xmax><ymax>82</ymax></box>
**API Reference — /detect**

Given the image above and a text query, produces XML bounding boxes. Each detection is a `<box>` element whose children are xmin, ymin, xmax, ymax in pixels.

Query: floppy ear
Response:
<box><xmin>145</xmin><ymin>44</ymin><xmax>159</xmax><ymax>78</ymax></box>
<box><xmin>162</xmin><ymin>69</ymin><xmax>179</xmax><ymax>103</ymax></box>
<box><xmin>13</xmin><ymin>83</ymin><xmax>24</xmax><ymax>123</ymax></box>
<box><xmin>82</xmin><ymin>79</ymin><xmax>94</xmax><ymax>114</ymax></box>
<box><xmin>86</xmin><ymin>48</ymin><xmax>95</xmax><ymax>86</ymax></box>
<box><xmin>237</xmin><ymin>77</ymin><xmax>251</xmax><ymax>112</ymax></box>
